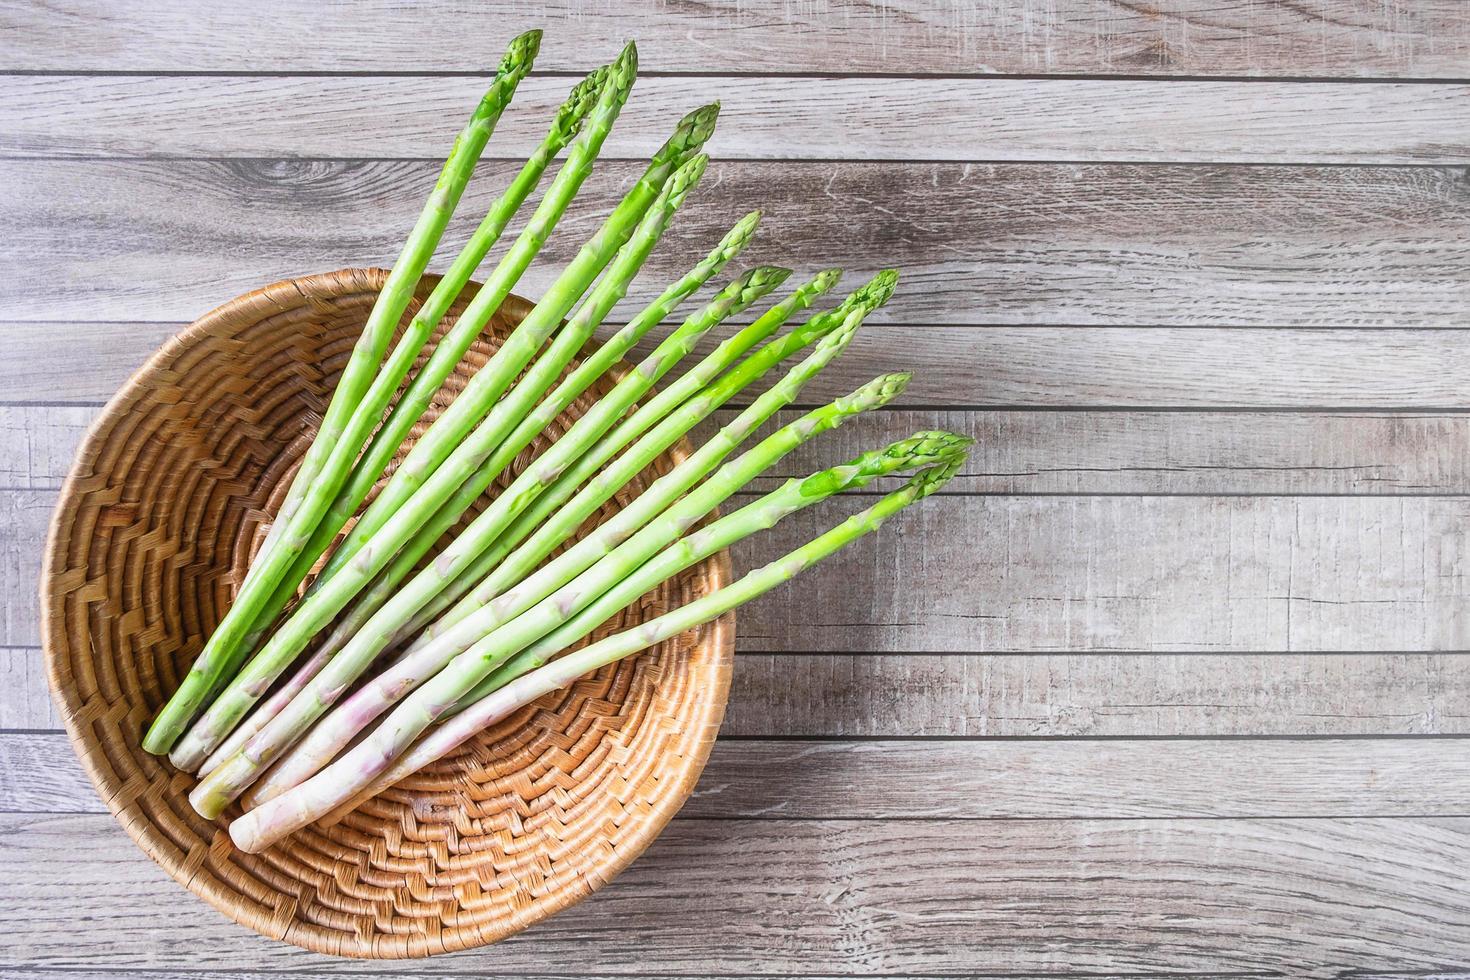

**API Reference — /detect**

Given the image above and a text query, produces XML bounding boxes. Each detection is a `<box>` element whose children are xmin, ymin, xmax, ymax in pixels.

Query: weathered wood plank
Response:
<box><xmin>5</xmin><ymin>160</ymin><xmax>1467</xmax><ymax>325</ymax></box>
<box><xmin>17</xmin><ymin>320</ymin><xmax>1470</xmax><ymax>409</ymax></box>
<box><xmin>9</xmin><ymin>75</ymin><xmax>1469</xmax><ymax>164</ymax></box>
<box><xmin>10</xmin><ymin>731</ymin><xmax>1470</xmax><ymax>818</ymax></box>
<box><xmin>0</xmin><ymin>975</ymin><xmax>1299</xmax><ymax>980</ymax></box>
<box><xmin>724</xmin><ymin>652</ymin><xmax>1470</xmax><ymax>736</ymax></box>
<box><xmin>13</xmin><ymin>403</ymin><xmax>1470</xmax><ymax>495</ymax></box>
<box><xmin>10</xmin><ymin>493</ymin><xmax>1468</xmax><ymax>650</ymax></box>
<box><xmin>4</xmin><ymin>0</ymin><xmax>1469</xmax><ymax>77</ymax></box>
<box><xmin>9</xmin><ymin>647</ymin><xmax>1469</xmax><ymax>737</ymax></box>
<box><xmin>5</xmin><ymin>813</ymin><xmax>1469</xmax><ymax>973</ymax></box>
<box><xmin>731</xmin><ymin>495</ymin><xmax>1470</xmax><ymax>653</ymax></box>
<box><xmin>0</xmin><ymin>647</ymin><xmax>60</xmax><ymax>730</ymax></box>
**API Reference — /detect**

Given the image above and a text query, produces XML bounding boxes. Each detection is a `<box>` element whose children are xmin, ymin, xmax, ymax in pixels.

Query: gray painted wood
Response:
<box><xmin>11</xmin><ymin>403</ymin><xmax>1470</xmax><ymax>495</ymax></box>
<box><xmin>5</xmin><ymin>813</ymin><xmax>1470</xmax><ymax>974</ymax></box>
<box><xmin>5</xmin><ymin>0</ymin><xmax>1469</xmax><ymax>973</ymax></box>
<box><xmin>11</xmin><ymin>731</ymin><xmax>1470</xmax><ymax>818</ymax></box>
<box><xmin>8</xmin><ymin>75</ymin><xmax>1469</xmax><ymax>163</ymax></box>
<box><xmin>6</xmin><ymin>491</ymin><xmax>1467</xmax><ymax>652</ymax></box>
<box><xmin>5</xmin><ymin>0</ymin><xmax>1468</xmax><ymax>77</ymax></box>
<box><xmin>13</xmin><ymin>321</ymin><xmax>1470</xmax><ymax>408</ymax></box>
<box><xmin>5</xmin><ymin>161</ymin><xmax>1468</xmax><ymax>325</ymax></box>
<box><xmin>6</xmin><ymin>646</ymin><xmax>1467</xmax><ymax>737</ymax></box>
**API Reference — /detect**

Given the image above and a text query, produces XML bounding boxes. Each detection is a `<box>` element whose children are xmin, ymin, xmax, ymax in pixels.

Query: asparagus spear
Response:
<box><xmin>231</xmin><ymin>455</ymin><xmax>965</xmax><ymax>853</ymax></box>
<box><xmin>315</xmin><ymin>94</ymin><xmax>716</xmax><ymax>595</ymax></box>
<box><xmin>455</xmin><ymin>431</ymin><xmax>971</xmax><ymax>708</ymax></box>
<box><xmin>221</xmin><ymin>50</ymin><xmax>650</xmax><ymax>689</ymax></box>
<box><xmin>407</xmin><ymin>270</ymin><xmax>894</xmax><ymax>653</ymax></box>
<box><xmin>142</xmin><ymin>31</ymin><xmax>541</xmax><ymax>755</ymax></box>
<box><xmin>175</xmin><ymin>147</ymin><xmax>710</xmax><ymax>775</ymax></box>
<box><xmin>231</xmin><ymin>64</ymin><xmax>612</xmax><ymax>656</ymax></box>
<box><xmin>198</xmin><ymin>212</ymin><xmax>763</xmax><ymax>778</ymax></box>
<box><xmin>393</xmin><ymin>266</ymin><xmax>845</xmax><ymax>648</ymax></box>
<box><xmin>193</xmin><ymin>266</ymin><xmax>789</xmax><ymax>811</ymax></box>
<box><xmin>236</xmin><ymin>362</ymin><xmax>903</xmax><ymax>806</ymax></box>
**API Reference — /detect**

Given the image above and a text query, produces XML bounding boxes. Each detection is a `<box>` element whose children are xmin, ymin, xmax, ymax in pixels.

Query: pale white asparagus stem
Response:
<box><xmin>220</xmin><ymin>268</ymin><xmax>788</xmax><ymax>810</ymax></box>
<box><xmin>202</xmin><ymin>214</ymin><xmax>762</xmax><ymax>778</ymax></box>
<box><xmin>180</xmin><ymin>150</ymin><xmax>711</xmax><ymax>788</ymax></box>
<box><xmin>231</xmin><ymin>456</ymin><xmax>963</xmax><ymax>853</ymax></box>
<box><xmin>245</xmin><ymin>358</ymin><xmax>900</xmax><ymax>803</ymax></box>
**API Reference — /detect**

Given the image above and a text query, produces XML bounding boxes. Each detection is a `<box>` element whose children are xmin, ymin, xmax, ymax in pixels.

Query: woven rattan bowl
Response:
<box><xmin>41</xmin><ymin>268</ymin><xmax>734</xmax><ymax>957</ymax></box>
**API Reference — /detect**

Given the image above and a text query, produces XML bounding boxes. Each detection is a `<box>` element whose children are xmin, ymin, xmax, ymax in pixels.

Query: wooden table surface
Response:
<box><xmin>4</xmin><ymin>1</ymin><xmax>1470</xmax><ymax>975</ymax></box>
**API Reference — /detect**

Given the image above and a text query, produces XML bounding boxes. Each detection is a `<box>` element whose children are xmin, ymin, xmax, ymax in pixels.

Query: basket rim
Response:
<box><xmin>39</xmin><ymin>267</ymin><xmax>735</xmax><ymax>958</ymax></box>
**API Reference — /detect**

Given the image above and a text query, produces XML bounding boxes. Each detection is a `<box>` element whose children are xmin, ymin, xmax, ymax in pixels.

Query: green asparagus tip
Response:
<box><xmin>609</xmin><ymin>41</ymin><xmax>639</xmax><ymax>87</ymax></box>
<box><xmin>739</xmin><ymin>265</ymin><xmax>793</xmax><ymax>298</ymax></box>
<box><xmin>844</xmin><ymin>371</ymin><xmax>910</xmax><ymax>411</ymax></box>
<box><xmin>812</xmin><ymin>268</ymin><xmax>844</xmax><ymax>292</ymax></box>
<box><xmin>499</xmin><ymin>29</ymin><xmax>543</xmax><ymax>76</ymax></box>
<box><xmin>660</xmin><ymin>153</ymin><xmax>709</xmax><ymax>209</ymax></box>
<box><xmin>668</xmin><ymin>103</ymin><xmax>722</xmax><ymax>159</ymax></box>
<box><xmin>909</xmin><ymin>452</ymin><xmax>967</xmax><ymax>497</ymax></box>
<box><xmin>555</xmin><ymin>65</ymin><xmax>611</xmax><ymax>136</ymax></box>
<box><xmin>858</xmin><ymin>269</ymin><xmax>900</xmax><ymax>311</ymax></box>
<box><xmin>720</xmin><ymin>210</ymin><xmax>761</xmax><ymax>249</ymax></box>
<box><xmin>896</xmin><ymin>430</ymin><xmax>976</xmax><ymax>464</ymax></box>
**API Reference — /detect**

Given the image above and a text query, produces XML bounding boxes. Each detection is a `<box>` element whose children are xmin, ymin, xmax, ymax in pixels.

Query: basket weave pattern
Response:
<box><xmin>41</xmin><ymin>269</ymin><xmax>734</xmax><ymax>957</ymax></box>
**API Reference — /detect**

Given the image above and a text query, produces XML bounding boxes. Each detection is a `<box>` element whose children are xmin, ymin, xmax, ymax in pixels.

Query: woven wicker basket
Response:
<box><xmin>41</xmin><ymin>269</ymin><xmax>734</xmax><ymax>957</ymax></box>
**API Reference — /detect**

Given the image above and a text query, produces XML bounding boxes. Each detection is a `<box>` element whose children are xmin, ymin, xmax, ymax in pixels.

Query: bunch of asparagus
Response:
<box><xmin>141</xmin><ymin>31</ymin><xmax>968</xmax><ymax>854</ymax></box>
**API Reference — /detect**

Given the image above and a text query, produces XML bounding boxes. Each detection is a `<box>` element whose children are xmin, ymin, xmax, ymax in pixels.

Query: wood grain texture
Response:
<box><xmin>7</xmin><ymin>0</ymin><xmax>1470</xmax><ymax>971</ymax></box>
<box><xmin>5</xmin><ymin>491</ymin><xmax>1466</xmax><ymax>652</ymax></box>
<box><xmin>4</xmin><ymin>645</ymin><xmax>1467</xmax><ymax>738</ymax></box>
<box><xmin>5</xmin><ymin>160</ymin><xmax>1468</xmax><ymax>325</ymax></box>
<box><xmin>14</xmin><ymin>319</ymin><xmax>1470</xmax><ymax>408</ymax></box>
<box><xmin>723</xmin><ymin>652</ymin><xmax>1470</xmax><ymax>736</ymax></box>
<box><xmin>4</xmin><ymin>0</ymin><xmax>1469</xmax><ymax>77</ymax></box>
<box><xmin>8</xmin><ymin>75</ymin><xmax>1470</xmax><ymax>164</ymax></box>
<box><xmin>10</xmin><ymin>731</ymin><xmax>1470</xmax><ymax>818</ymax></box>
<box><xmin>5</xmin><ymin>813</ymin><xmax>1470</xmax><ymax>975</ymax></box>
<box><xmin>12</xmin><ymin>403</ymin><xmax>1470</xmax><ymax>494</ymax></box>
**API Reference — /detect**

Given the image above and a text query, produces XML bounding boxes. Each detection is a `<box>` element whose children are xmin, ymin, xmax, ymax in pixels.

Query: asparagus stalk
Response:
<box><xmin>231</xmin><ymin>64</ymin><xmax>612</xmax><ymax>656</ymax></box>
<box><xmin>176</xmin><ymin>147</ymin><xmax>710</xmax><ymax>776</ymax></box>
<box><xmin>408</xmin><ymin>270</ymin><xmax>894</xmax><ymax>653</ymax></box>
<box><xmin>454</xmin><ymin>431</ymin><xmax>971</xmax><ymax>710</ymax></box>
<box><xmin>240</xmin><ymin>361</ymin><xmax>902</xmax><ymax>804</ymax></box>
<box><xmin>142</xmin><ymin>31</ymin><xmax>541</xmax><ymax>755</ymax></box>
<box><xmin>221</xmin><ymin>50</ymin><xmax>649</xmax><ymax>689</ymax></box>
<box><xmin>308</xmin><ymin>227</ymin><xmax>775</xmax><ymax>679</ymax></box>
<box><xmin>315</xmin><ymin>92</ymin><xmax>715</xmax><ymax>594</ymax></box>
<box><xmin>194</xmin><ymin>266</ymin><xmax>788</xmax><ymax>811</ymax></box>
<box><xmin>199</xmin><ymin>212</ymin><xmax>763</xmax><ymax>778</ymax></box>
<box><xmin>393</xmin><ymin>266</ymin><xmax>845</xmax><ymax>647</ymax></box>
<box><xmin>231</xmin><ymin>455</ymin><xmax>964</xmax><ymax>853</ymax></box>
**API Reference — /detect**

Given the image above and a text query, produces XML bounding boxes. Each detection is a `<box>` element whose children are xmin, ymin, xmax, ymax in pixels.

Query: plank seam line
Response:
<box><xmin>3</xmin><ymin>68</ymin><xmax>1468</xmax><ymax>83</ymax></box>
